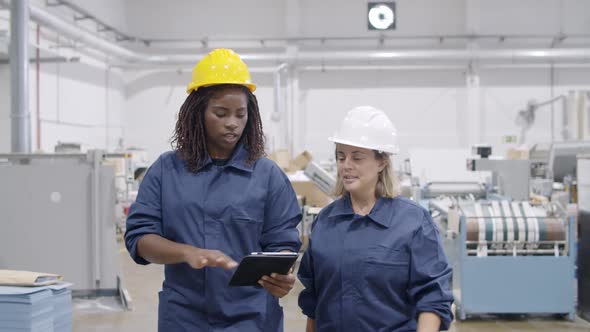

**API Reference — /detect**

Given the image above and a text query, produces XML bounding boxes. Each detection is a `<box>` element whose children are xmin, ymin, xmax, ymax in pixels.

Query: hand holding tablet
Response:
<box><xmin>229</xmin><ymin>252</ymin><xmax>299</xmax><ymax>287</ymax></box>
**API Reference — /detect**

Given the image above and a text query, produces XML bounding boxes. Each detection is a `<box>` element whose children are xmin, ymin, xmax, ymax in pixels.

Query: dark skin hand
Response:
<box><xmin>137</xmin><ymin>234</ymin><xmax>295</xmax><ymax>297</ymax></box>
<box><xmin>137</xmin><ymin>234</ymin><xmax>238</xmax><ymax>269</ymax></box>
<box><xmin>183</xmin><ymin>246</ymin><xmax>239</xmax><ymax>270</ymax></box>
<box><xmin>258</xmin><ymin>269</ymin><xmax>296</xmax><ymax>298</ymax></box>
<box><xmin>258</xmin><ymin>252</ymin><xmax>296</xmax><ymax>298</ymax></box>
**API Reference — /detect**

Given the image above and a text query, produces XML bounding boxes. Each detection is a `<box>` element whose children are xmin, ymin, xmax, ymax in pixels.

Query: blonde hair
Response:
<box><xmin>333</xmin><ymin>151</ymin><xmax>401</xmax><ymax>199</ymax></box>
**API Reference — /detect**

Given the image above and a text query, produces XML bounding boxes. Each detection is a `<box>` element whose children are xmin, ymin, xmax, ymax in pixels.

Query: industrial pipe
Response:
<box><xmin>36</xmin><ymin>24</ymin><xmax>40</xmax><ymax>151</ymax></box>
<box><xmin>23</xmin><ymin>2</ymin><xmax>590</xmax><ymax>67</ymax></box>
<box><xmin>272</xmin><ymin>63</ymin><xmax>288</xmax><ymax>123</ymax></box>
<box><xmin>10</xmin><ymin>0</ymin><xmax>31</xmax><ymax>153</ymax></box>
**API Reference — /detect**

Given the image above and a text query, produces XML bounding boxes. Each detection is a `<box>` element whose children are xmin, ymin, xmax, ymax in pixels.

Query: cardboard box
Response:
<box><xmin>288</xmin><ymin>151</ymin><xmax>312</xmax><ymax>172</ymax></box>
<box><xmin>506</xmin><ymin>147</ymin><xmax>530</xmax><ymax>160</ymax></box>
<box><xmin>268</xmin><ymin>149</ymin><xmax>291</xmax><ymax>171</ymax></box>
<box><xmin>290</xmin><ymin>180</ymin><xmax>332</xmax><ymax>208</ymax></box>
<box><xmin>269</xmin><ymin>149</ymin><xmax>313</xmax><ymax>173</ymax></box>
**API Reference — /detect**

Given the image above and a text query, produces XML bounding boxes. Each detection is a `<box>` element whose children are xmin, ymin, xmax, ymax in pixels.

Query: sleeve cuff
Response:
<box><xmin>302</xmin><ymin>307</ymin><xmax>316</xmax><ymax>320</ymax></box>
<box><xmin>416</xmin><ymin>305</ymin><xmax>454</xmax><ymax>331</ymax></box>
<box><xmin>126</xmin><ymin>234</ymin><xmax>152</xmax><ymax>265</ymax></box>
<box><xmin>262</xmin><ymin>241</ymin><xmax>301</xmax><ymax>253</ymax></box>
<box><xmin>297</xmin><ymin>277</ymin><xmax>317</xmax><ymax>320</ymax></box>
<box><xmin>261</xmin><ymin>230</ymin><xmax>302</xmax><ymax>253</ymax></box>
<box><xmin>299</xmin><ymin>292</ymin><xmax>317</xmax><ymax>320</ymax></box>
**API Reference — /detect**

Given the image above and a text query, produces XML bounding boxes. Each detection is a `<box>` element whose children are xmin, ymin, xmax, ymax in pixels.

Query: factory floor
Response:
<box><xmin>73</xmin><ymin>241</ymin><xmax>590</xmax><ymax>332</ymax></box>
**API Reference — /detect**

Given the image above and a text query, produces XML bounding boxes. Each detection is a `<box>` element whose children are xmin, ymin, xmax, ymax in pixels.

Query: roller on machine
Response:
<box><xmin>443</xmin><ymin>199</ymin><xmax>576</xmax><ymax>320</ymax></box>
<box><xmin>460</xmin><ymin>201</ymin><xmax>567</xmax><ymax>256</ymax></box>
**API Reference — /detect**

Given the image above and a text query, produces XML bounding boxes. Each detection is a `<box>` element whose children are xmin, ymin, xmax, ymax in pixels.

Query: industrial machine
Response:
<box><xmin>580</xmin><ymin>209</ymin><xmax>590</xmax><ymax>322</ymax></box>
<box><xmin>0</xmin><ymin>151</ymin><xmax>130</xmax><ymax>307</ymax></box>
<box><xmin>578</xmin><ymin>154</ymin><xmax>590</xmax><ymax>212</ymax></box>
<box><xmin>462</xmin><ymin>141</ymin><xmax>590</xmax><ymax>202</ymax></box>
<box><xmin>419</xmin><ymin>181</ymin><xmax>486</xmax><ymax>200</ymax></box>
<box><xmin>578</xmin><ymin>154</ymin><xmax>590</xmax><ymax>322</ymax></box>
<box><xmin>413</xmin><ymin>142</ymin><xmax>590</xmax><ymax>321</ymax></box>
<box><xmin>400</xmin><ymin>137</ymin><xmax>590</xmax><ymax>321</ymax></box>
<box><xmin>299</xmin><ymin>206</ymin><xmax>322</xmax><ymax>252</ymax></box>
<box><xmin>466</xmin><ymin>145</ymin><xmax>531</xmax><ymax>201</ymax></box>
<box><xmin>548</xmin><ymin>141</ymin><xmax>590</xmax><ymax>183</ymax></box>
<box><xmin>303</xmin><ymin>161</ymin><xmax>336</xmax><ymax>196</ymax></box>
<box><xmin>515</xmin><ymin>91</ymin><xmax>590</xmax><ymax>145</ymax></box>
<box><xmin>404</xmin><ymin>148</ymin><xmax>490</xmax><ymax>201</ymax></box>
<box><xmin>435</xmin><ymin>199</ymin><xmax>576</xmax><ymax>320</ymax></box>
<box><xmin>527</xmin><ymin>141</ymin><xmax>590</xmax><ymax>204</ymax></box>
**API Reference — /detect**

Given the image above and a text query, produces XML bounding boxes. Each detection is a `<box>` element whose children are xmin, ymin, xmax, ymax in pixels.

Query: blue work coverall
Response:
<box><xmin>298</xmin><ymin>196</ymin><xmax>453</xmax><ymax>331</ymax></box>
<box><xmin>125</xmin><ymin>144</ymin><xmax>302</xmax><ymax>331</ymax></box>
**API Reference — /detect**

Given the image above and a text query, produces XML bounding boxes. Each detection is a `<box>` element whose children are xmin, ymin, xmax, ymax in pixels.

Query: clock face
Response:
<box><xmin>368</xmin><ymin>3</ymin><xmax>396</xmax><ymax>30</ymax></box>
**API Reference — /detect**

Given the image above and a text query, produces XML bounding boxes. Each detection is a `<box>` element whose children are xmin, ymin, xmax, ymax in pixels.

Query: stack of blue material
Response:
<box><xmin>51</xmin><ymin>287</ymin><xmax>73</xmax><ymax>332</ymax></box>
<box><xmin>0</xmin><ymin>282</ymin><xmax>72</xmax><ymax>332</ymax></box>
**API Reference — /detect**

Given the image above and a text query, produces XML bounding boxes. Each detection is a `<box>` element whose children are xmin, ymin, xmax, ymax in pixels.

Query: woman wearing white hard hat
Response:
<box><xmin>298</xmin><ymin>106</ymin><xmax>453</xmax><ymax>331</ymax></box>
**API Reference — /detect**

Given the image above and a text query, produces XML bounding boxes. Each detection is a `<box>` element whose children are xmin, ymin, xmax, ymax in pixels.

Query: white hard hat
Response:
<box><xmin>329</xmin><ymin>106</ymin><xmax>399</xmax><ymax>154</ymax></box>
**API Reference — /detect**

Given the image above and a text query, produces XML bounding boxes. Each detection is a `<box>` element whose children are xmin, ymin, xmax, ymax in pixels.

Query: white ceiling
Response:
<box><xmin>2</xmin><ymin>0</ymin><xmax>589</xmax><ymax>69</ymax></box>
<box><xmin>40</xmin><ymin>0</ymin><xmax>590</xmax><ymax>48</ymax></box>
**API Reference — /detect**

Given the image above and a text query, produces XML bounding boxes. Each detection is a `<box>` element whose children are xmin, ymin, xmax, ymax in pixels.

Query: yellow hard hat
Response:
<box><xmin>186</xmin><ymin>48</ymin><xmax>256</xmax><ymax>94</ymax></box>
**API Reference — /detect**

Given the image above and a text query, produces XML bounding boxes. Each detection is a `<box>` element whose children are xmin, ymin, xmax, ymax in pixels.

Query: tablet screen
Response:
<box><xmin>228</xmin><ymin>253</ymin><xmax>299</xmax><ymax>287</ymax></box>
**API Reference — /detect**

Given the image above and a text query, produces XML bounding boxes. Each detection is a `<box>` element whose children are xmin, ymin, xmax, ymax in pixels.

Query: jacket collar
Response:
<box><xmin>328</xmin><ymin>195</ymin><xmax>393</xmax><ymax>228</ymax></box>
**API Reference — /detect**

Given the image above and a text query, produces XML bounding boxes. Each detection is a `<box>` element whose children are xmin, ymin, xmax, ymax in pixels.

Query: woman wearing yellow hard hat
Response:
<box><xmin>298</xmin><ymin>106</ymin><xmax>454</xmax><ymax>331</ymax></box>
<box><xmin>125</xmin><ymin>49</ymin><xmax>301</xmax><ymax>331</ymax></box>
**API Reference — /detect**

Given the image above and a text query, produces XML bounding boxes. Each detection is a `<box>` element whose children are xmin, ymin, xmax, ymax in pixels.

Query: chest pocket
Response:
<box><xmin>365</xmin><ymin>245</ymin><xmax>409</xmax><ymax>267</ymax></box>
<box><xmin>210</xmin><ymin>206</ymin><xmax>263</xmax><ymax>259</ymax></box>
<box><xmin>362</xmin><ymin>245</ymin><xmax>410</xmax><ymax>301</ymax></box>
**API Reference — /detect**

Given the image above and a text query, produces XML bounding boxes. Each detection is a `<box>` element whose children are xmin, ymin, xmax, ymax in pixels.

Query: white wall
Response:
<box><xmin>10</xmin><ymin>62</ymin><xmax>581</xmax><ymax>166</ymax></box>
<box><xmin>0</xmin><ymin>61</ymin><xmax>125</xmax><ymax>153</ymax></box>
<box><xmin>299</xmin><ymin>70</ymin><xmax>464</xmax><ymax>162</ymax></box>
<box><xmin>0</xmin><ymin>2</ymin><xmax>126</xmax><ymax>154</ymax></box>
<box><xmin>298</xmin><ymin>68</ymin><xmax>590</xmax><ymax>162</ymax></box>
<box><xmin>121</xmin><ymin>66</ymin><xmax>590</xmax><ymax>165</ymax></box>
<box><xmin>124</xmin><ymin>70</ymin><xmax>185</xmax><ymax>159</ymax></box>
<box><xmin>34</xmin><ymin>62</ymin><xmax>125</xmax><ymax>152</ymax></box>
<box><xmin>124</xmin><ymin>70</ymin><xmax>277</xmax><ymax>161</ymax></box>
<box><xmin>4</xmin><ymin>0</ymin><xmax>590</xmax><ymax>162</ymax></box>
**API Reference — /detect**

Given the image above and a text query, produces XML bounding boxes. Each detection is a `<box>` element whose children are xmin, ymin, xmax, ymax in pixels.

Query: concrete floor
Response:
<box><xmin>73</xmin><ymin>242</ymin><xmax>590</xmax><ymax>332</ymax></box>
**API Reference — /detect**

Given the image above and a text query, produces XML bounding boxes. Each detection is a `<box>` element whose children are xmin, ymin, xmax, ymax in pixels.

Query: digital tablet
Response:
<box><xmin>228</xmin><ymin>252</ymin><xmax>299</xmax><ymax>287</ymax></box>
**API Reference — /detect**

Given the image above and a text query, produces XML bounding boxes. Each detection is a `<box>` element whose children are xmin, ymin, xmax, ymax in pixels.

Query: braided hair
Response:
<box><xmin>171</xmin><ymin>84</ymin><xmax>265</xmax><ymax>172</ymax></box>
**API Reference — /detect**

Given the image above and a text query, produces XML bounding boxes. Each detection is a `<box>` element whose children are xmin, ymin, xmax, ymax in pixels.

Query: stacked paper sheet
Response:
<box><xmin>0</xmin><ymin>282</ymin><xmax>72</xmax><ymax>332</ymax></box>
